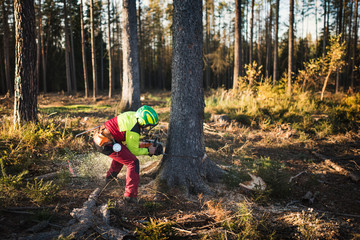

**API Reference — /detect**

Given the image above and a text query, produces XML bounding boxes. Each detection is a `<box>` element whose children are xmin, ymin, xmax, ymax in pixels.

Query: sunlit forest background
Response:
<box><xmin>1</xmin><ymin>0</ymin><xmax>359</xmax><ymax>94</ymax></box>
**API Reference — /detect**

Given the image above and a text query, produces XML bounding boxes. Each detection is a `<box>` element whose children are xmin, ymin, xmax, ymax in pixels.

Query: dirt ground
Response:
<box><xmin>1</xmin><ymin>92</ymin><xmax>360</xmax><ymax>239</ymax></box>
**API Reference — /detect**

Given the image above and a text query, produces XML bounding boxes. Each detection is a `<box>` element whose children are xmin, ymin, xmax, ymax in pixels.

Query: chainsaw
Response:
<box><xmin>139</xmin><ymin>137</ymin><xmax>164</xmax><ymax>156</ymax></box>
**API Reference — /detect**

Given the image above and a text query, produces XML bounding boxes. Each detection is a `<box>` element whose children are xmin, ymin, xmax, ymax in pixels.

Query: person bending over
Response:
<box><xmin>93</xmin><ymin>105</ymin><xmax>159</xmax><ymax>203</ymax></box>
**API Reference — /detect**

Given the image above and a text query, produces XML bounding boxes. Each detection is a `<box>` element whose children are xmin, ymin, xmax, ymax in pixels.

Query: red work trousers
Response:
<box><xmin>98</xmin><ymin>143</ymin><xmax>140</xmax><ymax>198</ymax></box>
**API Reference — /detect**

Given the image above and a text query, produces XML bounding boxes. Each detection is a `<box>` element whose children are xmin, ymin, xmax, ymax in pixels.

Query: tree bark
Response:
<box><xmin>80</xmin><ymin>0</ymin><xmax>89</xmax><ymax>98</ymax></box>
<box><xmin>14</xmin><ymin>0</ymin><xmax>38</xmax><ymax>125</ymax></box>
<box><xmin>288</xmin><ymin>0</ymin><xmax>294</xmax><ymax>94</ymax></box>
<box><xmin>120</xmin><ymin>0</ymin><xmax>141</xmax><ymax>111</ymax></box>
<box><xmin>64</xmin><ymin>0</ymin><xmax>72</xmax><ymax>94</ymax></box>
<box><xmin>156</xmin><ymin>0</ymin><xmax>224</xmax><ymax>196</ymax></box>
<box><xmin>2</xmin><ymin>1</ymin><xmax>13</xmax><ymax>96</ymax></box>
<box><xmin>90</xmin><ymin>0</ymin><xmax>98</xmax><ymax>100</ymax></box>
<box><xmin>233</xmin><ymin>0</ymin><xmax>242</xmax><ymax>90</ymax></box>
<box><xmin>273</xmin><ymin>0</ymin><xmax>279</xmax><ymax>85</ymax></box>
<box><xmin>108</xmin><ymin>0</ymin><xmax>113</xmax><ymax>98</ymax></box>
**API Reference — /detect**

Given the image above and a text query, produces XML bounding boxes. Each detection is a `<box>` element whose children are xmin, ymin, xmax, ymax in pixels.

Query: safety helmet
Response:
<box><xmin>136</xmin><ymin>105</ymin><xmax>159</xmax><ymax>127</ymax></box>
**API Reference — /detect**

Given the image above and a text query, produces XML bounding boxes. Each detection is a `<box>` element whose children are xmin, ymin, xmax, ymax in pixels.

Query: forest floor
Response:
<box><xmin>1</xmin><ymin>91</ymin><xmax>360</xmax><ymax>239</ymax></box>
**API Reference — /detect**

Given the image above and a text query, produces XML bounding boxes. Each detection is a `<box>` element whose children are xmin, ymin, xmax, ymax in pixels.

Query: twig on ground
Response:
<box><xmin>312</xmin><ymin>151</ymin><xmax>360</xmax><ymax>182</ymax></box>
<box><xmin>289</xmin><ymin>171</ymin><xmax>307</xmax><ymax>183</ymax></box>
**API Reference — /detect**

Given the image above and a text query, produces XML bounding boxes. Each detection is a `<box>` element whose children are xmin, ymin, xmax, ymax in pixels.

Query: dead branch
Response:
<box><xmin>59</xmin><ymin>188</ymin><xmax>132</xmax><ymax>240</ymax></box>
<box><xmin>26</xmin><ymin>172</ymin><xmax>58</xmax><ymax>181</ymax></box>
<box><xmin>312</xmin><ymin>151</ymin><xmax>360</xmax><ymax>182</ymax></box>
<box><xmin>324</xmin><ymin>159</ymin><xmax>360</xmax><ymax>182</ymax></box>
<box><xmin>23</xmin><ymin>188</ymin><xmax>132</xmax><ymax>240</ymax></box>
<box><xmin>26</xmin><ymin>221</ymin><xmax>49</xmax><ymax>233</ymax></box>
<box><xmin>4</xmin><ymin>206</ymin><xmax>55</xmax><ymax>211</ymax></box>
<box><xmin>289</xmin><ymin>171</ymin><xmax>307</xmax><ymax>183</ymax></box>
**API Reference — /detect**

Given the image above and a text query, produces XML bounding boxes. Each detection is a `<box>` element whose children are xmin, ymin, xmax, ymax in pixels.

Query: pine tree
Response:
<box><xmin>14</xmin><ymin>0</ymin><xmax>38</xmax><ymax>125</ymax></box>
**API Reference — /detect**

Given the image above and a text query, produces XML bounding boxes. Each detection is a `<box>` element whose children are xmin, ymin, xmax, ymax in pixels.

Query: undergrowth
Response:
<box><xmin>0</xmin><ymin>115</ymin><xmax>89</xmax><ymax>171</ymax></box>
<box><xmin>205</xmin><ymin>86</ymin><xmax>360</xmax><ymax>138</ymax></box>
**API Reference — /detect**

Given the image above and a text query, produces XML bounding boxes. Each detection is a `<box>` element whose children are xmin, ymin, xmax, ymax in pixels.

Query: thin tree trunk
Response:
<box><xmin>273</xmin><ymin>0</ymin><xmax>279</xmax><ymax>85</ymax></box>
<box><xmin>0</xmin><ymin>44</ymin><xmax>5</xmax><ymax>94</ymax></box>
<box><xmin>90</xmin><ymin>0</ymin><xmax>98</xmax><ymax>99</ymax></box>
<box><xmin>315</xmin><ymin>0</ymin><xmax>318</xmax><ymax>57</ymax></box>
<box><xmin>321</xmin><ymin>69</ymin><xmax>332</xmax><ymax>101</ymax></box>
<box><xmin>120</xmin><ymin>0</ymin><xmax>141</xmax><ymax>110</ymax></box>
<box><xmin>351</xmin><ymin>0</ymin><xmax>358</xmax><ymax>90</ymax></box>
<box><xmin>346</xmin><ymin>0</ymin><xmax>353</xmax><ymax>91</ymax></box>
<box><xmin>288</xmin><ymin>0</ymin><xmax>294</xmax><ymax>94</ymax></box>
<box><xmin>36</xmin><ymin>0</ymin><xmax>41</xmax><ymax>93</ymax></box>
<box><xmin>2</xmin><ymin>1</ymin><xmax>12</xmax><ymax>96</ymax></box>
<box><xmin>205</xmin><ymin>0</ymin><xmax>211</xmax><ymax>90</ymax></box>
<box><xmin>80</xmin><ymin>0</ymin><xmax>89</xmax><ymax>98</ymax></box>
<box><xmin>233</xmin><ymin>0</ymin><xmax>241</xmax><ymax>90</ymax></box>
<box><xmin>138</xmin><ymin>0</ymin><xmax>144</xmax><ymax>91</ymax></box>
<box><xmin>69</xmin><ymin>8</ymin><xmax>77</xmax><ymax>93</ymax></box>
<box><xmin>108</xmin><ymin>0</ymin><xmax>113</xmax><ymax>98</ymax></box>
<box><xmin>64</xmin><ymin>0</ymin><xmax>72</xmax><ymax>94</ymax></box>
<box><xmin>100</xmin><ymin>26</ymin><xmax>104</xmax><ymax>91</ymax></box>
<box><xmin>40</xmin><ymin>0</ymin><xmax>46</xmax><ymax>93</ymax></box>
<box><xmin>249</xmin><ymin>0</ymin><xmax>254</xmax><ymax>64</ymax></box>
<box><xmin>323</xmin><ymin>0</ymin><xmax>327</xmax><ymax>57</ymax></box>
<box><xmin>44</xmin><ymin>0</ymin><xmax>53</xmax><ymax>92</ymax></box>
<box><xmin>266</xmin><ymin>0</ymin><xmax>272</xmax><ymax>79</ymax></box>
<box><xmin>14</xmin><ymin>0</ymin><xmax>38</xmax><ymax>125</ymax></box>
<box><xmin>117</xmin><ymin>15</ymin><xmax>122</xmax><ymax>90</ymax></box>
<box><xmin>257</xmin><ymin>6</ymin><xmax>262</xmax><ymax>68</ymax></box>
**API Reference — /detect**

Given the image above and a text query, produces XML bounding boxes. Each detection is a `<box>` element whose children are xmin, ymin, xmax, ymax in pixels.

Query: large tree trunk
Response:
<box><xmin>288</xmin><ymin>0</ymin><xmax>294</xmax><ymax>94</ymax></box>
<box><xmin>249</xmin><ymin>0</ymin><xmax>254</xmax><ymax>65</ymax></box>
<box><xmin>80</xmin><ymin>0</ymin><xmax>89</xmax><ymax>98</ymax></box>
<box><xmin>90</xmin><ymin>0</ymin><xmax>98</xmax><ymax>99</ymax></box>
<box><xmin>2</xmin><ymin>1</ymin><xmax>13</xmax><ymax>96</ymax></box>
<box><xmin>64</xmin><ymin>0</ymin><xmax>72</xmax><ymax>94</ymax></box>
<box><xmin>108</xmin><ymin>0</ymin><xmax>113</xmax><ymax>98</ymax></box>
<box><xmin>120</xmin><ymin>0</ymin><xmax>141</xmax><ymax>111</ymax></box>
<box><xmin>233</xmin><ymin>0</ymin><xmax>241</xmax><ymax>90</ymax></box>
<box><xmin>14</xmin><ymin>0</ymin><xmax>38</xmax><ymax>125</ymax></box>
<box><xmin>156</xmin><ymin>0</ymin><xmax>223</xmax><ymax>196</ymax></box>
<box><xmin>273</xmin><ymin>0</ymin><xmax>279</xmax><ymax>85</ymax></box>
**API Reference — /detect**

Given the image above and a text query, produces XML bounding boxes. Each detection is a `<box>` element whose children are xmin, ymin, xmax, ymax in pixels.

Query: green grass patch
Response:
<box><xmin>136</xmin><ymin>218</ymin><xmax>177</xmax><ymax>240</ymax></box>
<box><xmin>40</xmin><ymin>104</ymin><xmax>111</xmax><ymax>115</ymax></box>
